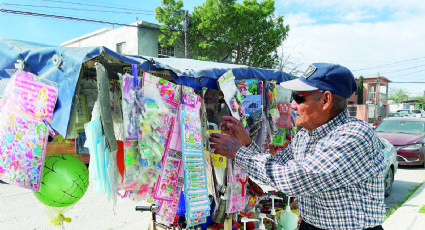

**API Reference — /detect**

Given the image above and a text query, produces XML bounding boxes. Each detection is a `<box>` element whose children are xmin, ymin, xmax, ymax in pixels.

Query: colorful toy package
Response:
<box><xmin>226</xmin><ymin>160</ymin><xmax>247</xmax><ymax>213</ymax></box>
<box><xmin>217</xmin><ymin>70</ymin><xmax>246</xmax><ymax>124</ymax></box>
<box><xmin>0</xmin><ymin>70</ymin><xmax>57</xmax><ymax>191</ymax></box>
<box><xmin>156</xmin><ymin>160</ymin><xmax>185</xmax><ymax>226</ymax></box>
<box><xmin>120</xmin><ymin>72</ymin><xmax>139</xmax><ymax>140</ymax></box>
<box><xmin>180</xmin><ymin>98</ymin><xmax>210</xmax><ymax>227</ymax></box>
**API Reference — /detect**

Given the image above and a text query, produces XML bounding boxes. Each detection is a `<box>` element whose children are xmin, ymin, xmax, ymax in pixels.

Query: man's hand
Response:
<box><xmin>219</xmin><ymin>116</ymin><xmax>251</xmax><ymax>146</ymax></box>
<box><xmin>209</xmin><ymin>133</ymin><xmax>243</xmax><ymax>159</ymax></box>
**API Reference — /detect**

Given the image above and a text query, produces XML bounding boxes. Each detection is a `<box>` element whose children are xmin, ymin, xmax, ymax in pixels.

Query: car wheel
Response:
<box><xmin>384</xmin><ymin>167</ymin><xmax>394</xmax><ymax>197</ymax></box>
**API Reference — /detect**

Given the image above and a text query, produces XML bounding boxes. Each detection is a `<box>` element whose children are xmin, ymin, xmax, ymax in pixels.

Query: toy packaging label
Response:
<box><xmin>241</xmin><ymin>95</ymin><xmax>262</xmax><ymax>115</ymax></box>
<box><xmin>180</xmin><ymin>101</ymin><xmax>210</xmax><ymax>227</ymax></box>
<box><xmin>154</xmin><ymin>149</ymin><xmax>182</xmax><ymax>201</ymax></box>
<box><xmin>218</xmin><ymin>70</ymin><xmax>245</xmax><ymax>121</ymax></box>
<box><xmin>0</xmin><ymin>70</ymin><xmax>57</xmax><ymax>191</ymax></box>
<box><xmin>235</xmin><ymin>79</ymin><xmax>259</xmax><ymax>96</ymax></box>
<box><xmin>156</xmin><ymin>168</ymin><xmax>185</xmax><ymax>225</ymax></box>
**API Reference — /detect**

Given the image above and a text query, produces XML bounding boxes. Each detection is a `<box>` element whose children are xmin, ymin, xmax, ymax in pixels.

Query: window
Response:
<box><xmin>116</xmin><ymin>42</ymin><xmax>126</xmax><ymax>54</ymax></box>
<box><xmin>158</xmin><ymin>43</ymin><xmax>174</xmax><ymax>58</ymax></box>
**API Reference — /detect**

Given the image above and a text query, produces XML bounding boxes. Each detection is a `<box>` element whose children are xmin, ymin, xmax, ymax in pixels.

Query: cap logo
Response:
<box><xmin>303</xmin><ymin>65</ymin><xmax>317</xmax><ymax>79</ymax></box>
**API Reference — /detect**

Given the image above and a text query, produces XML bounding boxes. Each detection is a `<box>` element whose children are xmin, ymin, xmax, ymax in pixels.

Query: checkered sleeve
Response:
<box><xmin>235</xmin><ymin>124</ymin><xmax>385</xmax><ymax>196</ymax></box>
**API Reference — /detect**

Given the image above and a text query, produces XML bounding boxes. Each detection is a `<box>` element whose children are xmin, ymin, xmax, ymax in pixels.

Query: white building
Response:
<box><xmin>61</xmin><ymin>21</ymin><xmax>184</xmax><ymax>58</ymax></box>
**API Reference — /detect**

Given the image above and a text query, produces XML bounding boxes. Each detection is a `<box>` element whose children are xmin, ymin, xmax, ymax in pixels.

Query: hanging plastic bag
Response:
<box><xmin>226</xmin><ymin>160</ymin><xmax>247</xmax><ymax>213</ymax></box>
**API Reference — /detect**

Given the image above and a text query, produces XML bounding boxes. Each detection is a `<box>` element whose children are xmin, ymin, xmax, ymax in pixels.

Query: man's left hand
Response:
<box><xmin>209</xmin><ymin>133</ymin><xmax>243</xmax><ymax>159</ymax></box>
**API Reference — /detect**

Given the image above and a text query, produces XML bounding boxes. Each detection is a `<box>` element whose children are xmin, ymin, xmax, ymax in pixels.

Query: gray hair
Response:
<box><xmin>313</xmin><ymin>92</ymin><xmax>347</xmax><ymax>116</ymax></box>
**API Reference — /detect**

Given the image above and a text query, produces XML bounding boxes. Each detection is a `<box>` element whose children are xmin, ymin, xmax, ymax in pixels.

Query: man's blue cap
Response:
<box><xmin>281</xmin><ymin>63</ymin><xmax>357</xmax><ymax>98</ymax></box>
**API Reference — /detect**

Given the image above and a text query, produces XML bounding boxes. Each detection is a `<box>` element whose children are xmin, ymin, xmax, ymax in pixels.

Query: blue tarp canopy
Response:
<box><xmin>0</xmin><ymin>38</ymin><xmax>295</xmax><ymax>137</ymax></box>
<box><xmin>140</xmin><ymin>56</ymin><xmax>296</xmax><ymax>90</ymax></box>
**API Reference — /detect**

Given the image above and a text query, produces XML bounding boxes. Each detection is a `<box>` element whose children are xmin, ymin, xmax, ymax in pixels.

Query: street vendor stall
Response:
<box><xmin>0</xmin><ymin>37</ymin><xmax>299</xmax><ymax>230</ymax></box>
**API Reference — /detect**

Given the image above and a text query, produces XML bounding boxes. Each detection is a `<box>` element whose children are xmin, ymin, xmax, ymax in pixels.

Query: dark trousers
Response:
<box><xmin>299</xmin><ymin>220</ymin><xmax>384</xmax><ymax>230</ymax></box>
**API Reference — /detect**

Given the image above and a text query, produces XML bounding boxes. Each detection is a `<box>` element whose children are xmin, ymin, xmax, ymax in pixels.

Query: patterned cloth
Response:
<box><xmin>235</xmin><ymin>111</ymin><xmax>386</xmax><ymax>230</ymax></box>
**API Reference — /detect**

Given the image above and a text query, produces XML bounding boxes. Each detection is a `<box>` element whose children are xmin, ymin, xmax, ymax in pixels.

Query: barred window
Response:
<box><xmin>158</xmin><ymin>43</ymin><xmax>174</xmax><ymax>57</ymax></box>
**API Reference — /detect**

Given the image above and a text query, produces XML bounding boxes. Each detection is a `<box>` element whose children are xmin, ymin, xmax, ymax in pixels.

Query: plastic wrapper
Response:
<box><xmin>0</xmin><ymin>70</ymin><xmax>57</xmax><ymax>191</ymax></box>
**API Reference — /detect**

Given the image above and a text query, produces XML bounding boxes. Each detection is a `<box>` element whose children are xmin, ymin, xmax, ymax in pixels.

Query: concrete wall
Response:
<box><xmin>62</xmin><ymin>26</ymin><xmax>139</xmax><ymax>55</ymax></box>
<box><xmin>138</xmin><ymin>26</ymin><xmax>159</xmax><ymax>57</ymax></box>
<box><xmin>62</xmin><ymin>21</ymin><xmax>185</xmax><ymax>58</ymax></box>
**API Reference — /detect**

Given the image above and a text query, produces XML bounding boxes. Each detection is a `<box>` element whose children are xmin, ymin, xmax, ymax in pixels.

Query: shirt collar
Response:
<box><xmin>302</xmin><ymin>110</ymin><xmax>349</xmax><ymax>137</ymax></box>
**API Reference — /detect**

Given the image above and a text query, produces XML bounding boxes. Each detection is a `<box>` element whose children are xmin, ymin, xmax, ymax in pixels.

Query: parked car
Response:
<box><xmin>375</xmin><ymin>117</ymin><xmax>425</xmax><ymax>167</ymax></box>
<box><xmin>387</xmin><ymin>112</ymin><xmax>401</xmax><ymax>117</ymax></box>
<box><xmin>377</xmin><ymin>136</ymin><xmax>398</xmax><ymax>197</ymax></box>
<box><xmin>411</xmin><ymin>109</ymin><xmax>425</xmax><ymax>118</ymax></box>
<box><xmin>396</xmin><ymin>109</ymin><xmax>416</xmax><ymax>117</ymax></box>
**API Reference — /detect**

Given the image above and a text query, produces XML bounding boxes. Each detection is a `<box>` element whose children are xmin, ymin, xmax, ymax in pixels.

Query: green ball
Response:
<box><xmin>33</xmin><ymin>153</ymin><xmax>89</xmax><ymax>207</ymax></box>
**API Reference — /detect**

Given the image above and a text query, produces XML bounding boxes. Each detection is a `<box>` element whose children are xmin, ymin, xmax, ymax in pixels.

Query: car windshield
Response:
<box><xmin>375</xmin><ymin>120</ymin><xmax>425</xmax><ymax>134</ymax></box>
<box><xmin>412</xmin><ymin>110</ymin><xmax>421</xmax><ymax>113</ymax></box>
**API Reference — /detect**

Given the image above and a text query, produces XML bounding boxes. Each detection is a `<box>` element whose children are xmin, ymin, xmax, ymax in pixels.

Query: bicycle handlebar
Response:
<box><xmin>135</xmin><ymin>206</ymin><xmax>152</xmax><ymax>212</ymax></box>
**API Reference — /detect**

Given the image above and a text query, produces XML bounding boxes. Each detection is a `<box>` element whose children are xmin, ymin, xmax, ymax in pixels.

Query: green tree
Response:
<box><xmin>155</xmin><ymin>0</ymin><xmax>290</xmax><ymax>68</ymax></box>
<box><xmin>357</xmin><ymin>76</ymin><xmax>364</xmax><ymax>104</ymax></box>
<box><xmin>155</xmin><ymin>0</ymin><xmax>185</xmax><ymax>48</ymax></box>
<box><xmin>388</xmin><ymin>88</ymin><xmax>409</xmax><ymax>103</ymax></box>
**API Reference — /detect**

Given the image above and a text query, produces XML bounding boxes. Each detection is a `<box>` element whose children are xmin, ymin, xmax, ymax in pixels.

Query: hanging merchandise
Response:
<box><xmin>226</xmin><ymin>160</ymin><xmax>248</xmax><ymax>213</ymax></box>
<box><xmin>0</xmin><ymin>70</ymin><xmax>58</xmax><ymax>191</ymax></box>
<box><xmin>217</xmin><ymin>70</ymin><xmax>246</xmax><ymax>125</ymax></box>
<box><xmin>138</xmin><ymin>73</ymin><xmax>171</xmax><ymax>165</ymax></box>
<box><xmin>180</xmin><ymin>89</ymin><xmax>210</xmax><ymax>227</ymax></box>
<box><xmin>120</xmin><ymin>72</ymin><xmax>139</xmax><ymax>140</ymax></box>
<box><xmin>33</xmin><ymin>153</ymin><xmax>89</xmax><ymax>207</ymax></box>
<box><xmin>154</xmin><ymin>149</ymin><xmax>182</xmax><ymax>201</ymax></box>
<box><xmin>84</xmin><ymin>101</ymin><xmax>118</xmax><ymax>202</ymax></box>
<box><xmin>156</xmin><ymin>165</ymin><xmax>185</xmax><ymax>226</ymax></box>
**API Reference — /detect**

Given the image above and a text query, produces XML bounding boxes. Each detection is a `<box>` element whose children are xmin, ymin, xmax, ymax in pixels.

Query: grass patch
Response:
<box><xmin>385</xmin><ymin>184</ymin><xmax>423</xmax><ymax>220</ymax></box>
<box><xmin>419</xmin><ymin>205</ymin><xmax>425</xmax><ymax>214</ymax></box>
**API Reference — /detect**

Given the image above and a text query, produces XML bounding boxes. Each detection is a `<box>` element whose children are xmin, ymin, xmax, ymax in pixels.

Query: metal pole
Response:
<box><xmin>184</xmin><ymin>10</ymin><xmax>189</xmax><ymax>59</ymax></box>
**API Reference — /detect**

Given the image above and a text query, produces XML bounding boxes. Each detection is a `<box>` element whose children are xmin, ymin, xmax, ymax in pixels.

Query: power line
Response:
<box><xmin>386</xmin><ymin>68</ymin><xmax>425</xmax><ymax>79</ymax></box>
<box><xmin>362</xmin><ymin>64</ymin><xmax>425</xmax><ymax>77</ymax></box>
<box><xmin>0</xmin><ymin>8</ymin><xmax>138</xmax><ymax>27</ymax></box>
<box><xmin>379</xmin><ymin>64</ymin><xmax>425</xmax><ymax>75</ymax></box>
<box><xmin>0</xmin><ymin>8</ymin><xmax>183</xmax><ymax>32</ymax></box>
<box><xmin>1</xmin><ymin>3</ymin><xmax>154</xmax><ymax>15</ymax></box>
<box><xmin>352</xmin><ymin>56</ymin><xmax>425</xmax><ymax>72</ymax></box>
<box><xmin>37</xmin><ymin>0</ymin><xmax>155</xmax><ymax>13</ymax></box>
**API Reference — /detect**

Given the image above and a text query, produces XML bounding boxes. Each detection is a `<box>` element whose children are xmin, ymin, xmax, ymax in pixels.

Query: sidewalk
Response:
<box><xmin>0</xmin><ymin>180</ymin><xmax>151</xmax><ymax>230</ymax></box>
<box><xmin>383</xmin><ymin>181</ymin><xmax>425</xmax><ymax>230</ymax></box>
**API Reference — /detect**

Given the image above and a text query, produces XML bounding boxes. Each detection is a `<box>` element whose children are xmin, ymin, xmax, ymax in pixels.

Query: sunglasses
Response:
<box><xmin>291</xmin><ymin>91</ymin><xmax>323</xmax><ymax>104</ymax></box>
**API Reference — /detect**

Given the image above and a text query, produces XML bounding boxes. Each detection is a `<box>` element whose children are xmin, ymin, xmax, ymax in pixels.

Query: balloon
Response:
<box><xmin>33</xmin><ymin>153</ymin><xmax>89</xmax><ymax>207</ymax></box>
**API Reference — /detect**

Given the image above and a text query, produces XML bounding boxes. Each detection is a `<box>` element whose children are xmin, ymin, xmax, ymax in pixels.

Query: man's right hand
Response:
<box><xmin>219</xmin><ymin>116</ymin><xmax>252</xmax><ymax>146</ymax></box>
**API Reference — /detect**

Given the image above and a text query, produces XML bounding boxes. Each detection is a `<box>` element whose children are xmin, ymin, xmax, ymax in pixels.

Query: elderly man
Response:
<box><xmin>209</xmin><ymin>63</ymin><xmax>385</xmax><ymax>230</ymax></box>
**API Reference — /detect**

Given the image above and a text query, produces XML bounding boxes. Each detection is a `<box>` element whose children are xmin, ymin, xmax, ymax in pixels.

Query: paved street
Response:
<box><xmin>1</xmin><ymin>166</ymin><xmax>424</xmax><ymax>230</ymax></box>
<box><xmin>0</xmin><ymin>180</ymin><xmax>151</xmax><ymax>230</ymax></box>
<box><xmin>385</xmin><ymin>166</ymin><xmax>425</xmax><ymax>213</ymax></box>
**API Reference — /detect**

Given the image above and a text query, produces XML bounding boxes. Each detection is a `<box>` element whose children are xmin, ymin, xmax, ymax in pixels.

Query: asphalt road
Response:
<box><xmin>384</xmin><ymin>165</ymin><xmax>425</xmax><ymax>214</ymax></box>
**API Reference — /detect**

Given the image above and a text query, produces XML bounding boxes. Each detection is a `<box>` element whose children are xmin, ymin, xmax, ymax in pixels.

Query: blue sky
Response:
<box><xmin>1</xmin><ymin>0</ymin><xmax>425</xmax><ymax>97</ymax></box>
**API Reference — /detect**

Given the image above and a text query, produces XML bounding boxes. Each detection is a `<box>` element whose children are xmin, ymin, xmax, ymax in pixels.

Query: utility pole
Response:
<box><xmin>184</xmin><ymin>10</ymin><xmax>189</xmax><ymax>59</ymax></box>
<box><xmin>375</xmin><ymin>73</ymin><xmax>381</xmax><ymax>120</ymax></box>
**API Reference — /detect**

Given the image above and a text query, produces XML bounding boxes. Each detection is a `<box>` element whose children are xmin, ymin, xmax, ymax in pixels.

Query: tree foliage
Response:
<box><xmin>155</xmin><ymin>0</ymin><xmax>185</xmax><ymax>47</ymax></box>
<box><xmin>357</xmin><ymin>76</ymin><xmax>364</xmax><ymax>104</ymax></box>
<box><xmin>155</xmin><ymin>0</ymin><xmax>290</xmax><ymax>68</ymax></box>
<box><xmin>388</xmin><ymin>88</ymin><xmax>409</xmax><ymax>103</ymax></box>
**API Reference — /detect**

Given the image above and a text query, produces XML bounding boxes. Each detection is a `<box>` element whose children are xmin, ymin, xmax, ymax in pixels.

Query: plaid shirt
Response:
<box><xmin>235</xmin><ymin>111</ymin><xmax>386</xmax><ymax>230</ymax></box>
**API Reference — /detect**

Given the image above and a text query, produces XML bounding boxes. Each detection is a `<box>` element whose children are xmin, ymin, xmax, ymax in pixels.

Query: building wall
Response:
<box><xmin>138</xmin><ymin>26</ymin><xmax>159</xmax><ymax>57</ymax></box>
<box><xmin>61</xmin><ymin>26</ymin><xmax>139</xmax><ymax>56</ymax></box>
<box><xmin>62</xmin><ymin>21</ymin><xmax>186</xmax><ymax>58</ymax></box>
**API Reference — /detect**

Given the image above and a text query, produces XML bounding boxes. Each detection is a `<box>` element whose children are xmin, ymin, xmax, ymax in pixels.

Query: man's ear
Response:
<box><xmin>322</xmin><ymin>91</ymin><xmax>333</xmax><ymax>111</ymax></box>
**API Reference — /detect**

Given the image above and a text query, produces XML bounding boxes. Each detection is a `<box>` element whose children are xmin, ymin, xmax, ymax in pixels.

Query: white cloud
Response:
<box><xmin>281</xmin><ymin>14</ymin><xmax>425</xmax><ymax>96</ymax></box>
<box><xmin>284</xmin><ymin>13</ymin><xmax>316</xmax><ymax>26</ymax></box>
<box><xmin>276</xmin><ymin>0</ymin><xmax>425</xmax><ymax>12</ymax></box>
